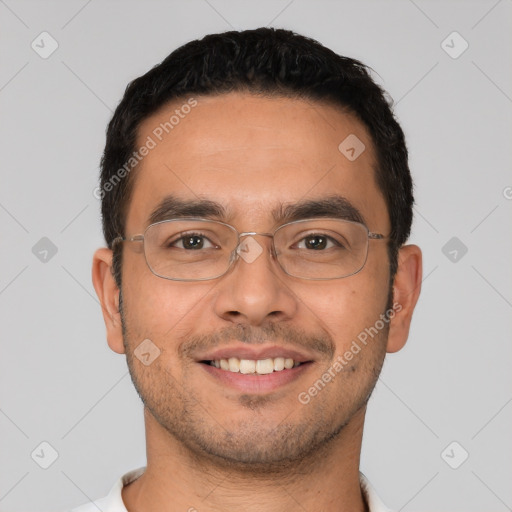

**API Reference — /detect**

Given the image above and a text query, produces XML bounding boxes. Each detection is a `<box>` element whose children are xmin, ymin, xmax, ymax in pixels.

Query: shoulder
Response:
<box><xmin>360</xmin><ymin>472</ymin><xmax>394</xmax><ymax>512</ymax></box>
<box><xmin>69</xmin><ymin>467</ymin><xmax>146</xmax><ymax>512</ymax></box>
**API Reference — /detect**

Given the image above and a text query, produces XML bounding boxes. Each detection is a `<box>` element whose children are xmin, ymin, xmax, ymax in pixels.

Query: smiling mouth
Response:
<box><xmin>200</xmin><ymin>357</ymin><xmax>310</xmax><ymax>375</ymax></box>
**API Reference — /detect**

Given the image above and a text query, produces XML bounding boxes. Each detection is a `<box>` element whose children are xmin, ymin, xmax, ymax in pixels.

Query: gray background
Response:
<box><xmin>1</xmin><ymin>0</ymin><xmax>511</xmax><ymax>510</ymax></box>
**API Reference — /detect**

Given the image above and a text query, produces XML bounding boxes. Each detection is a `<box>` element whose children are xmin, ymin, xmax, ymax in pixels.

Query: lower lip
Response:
<box><xmin>199</xmin><ymin>362</ymin><xmax>313</xmax><ymax>393</ymax></box>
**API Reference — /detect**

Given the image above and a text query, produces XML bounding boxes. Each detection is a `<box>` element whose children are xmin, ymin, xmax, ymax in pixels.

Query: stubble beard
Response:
<box><xmin>118</xmin><ymin>289</ymin><xmax>390</xmax><ymax>476</ymax></box>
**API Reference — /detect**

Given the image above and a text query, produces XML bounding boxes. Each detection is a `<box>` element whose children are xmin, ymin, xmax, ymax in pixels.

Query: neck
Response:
<box><xmin>122</xmin><ymin>407</ymin><xmax>368</xmax><ymax>512</ymax></box>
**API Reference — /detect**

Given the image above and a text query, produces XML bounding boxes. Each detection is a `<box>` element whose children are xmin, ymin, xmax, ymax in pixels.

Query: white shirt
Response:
<box><xmin>70</xmin><ymin>467</ymin><xmax>392</xmax><ymax>512</ymax></box>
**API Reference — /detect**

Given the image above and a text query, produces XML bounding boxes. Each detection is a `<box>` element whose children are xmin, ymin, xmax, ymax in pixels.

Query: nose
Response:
<box><xmin>212</xmin><ymin>234</ymin><xmax>298</xmax><ymax>326</ymax></box>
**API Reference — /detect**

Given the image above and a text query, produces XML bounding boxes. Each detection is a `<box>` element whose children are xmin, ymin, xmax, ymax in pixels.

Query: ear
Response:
<box><xmin>386</xmin><ymin>244</ymin><xmax>422</xmax><ymax>353</ymax></box>
<box><xmin>92</xmin><ymin>248</ymin><xmax>125</xmax><ymax>354</ymax></box>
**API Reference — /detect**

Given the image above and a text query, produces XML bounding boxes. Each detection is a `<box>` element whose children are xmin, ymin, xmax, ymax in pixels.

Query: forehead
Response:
<box><xmin>126</xmin><ymin>93</ymin><xmax>388</xmax><ymax>232</ymax></box>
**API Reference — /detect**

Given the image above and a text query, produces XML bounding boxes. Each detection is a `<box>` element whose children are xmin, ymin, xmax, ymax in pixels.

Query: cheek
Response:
<box><xmin>121</xmin><ymin>252</ymin><xmax>210</xmax><ymax>336</ymax></box>
<box><xmin>303</xmin><ymin>271</ymin><xmax>389</xmax><ymax>351</ymax></box>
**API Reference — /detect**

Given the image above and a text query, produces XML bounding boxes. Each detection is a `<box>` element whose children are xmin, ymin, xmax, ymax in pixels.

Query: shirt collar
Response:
<box><xmin>73</xmin><ymin>467</ymin><xmax>392</xmax><ymax>512</ymax></box>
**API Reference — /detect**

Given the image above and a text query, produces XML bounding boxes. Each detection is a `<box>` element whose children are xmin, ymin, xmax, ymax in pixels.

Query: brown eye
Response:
<box><xmin>305</xmin><ymin>235</ymin><xmax>327</xmax><ymax>250</ymax></box>
<box><xmin>170</xmin><ymin>233</ymin><xmax>216</xmax><ymax>250</ymax></box>
<box><xmin>296</xmin><ymin>235</ymin><xmax>341</xmax><ymax>250</ymax></box>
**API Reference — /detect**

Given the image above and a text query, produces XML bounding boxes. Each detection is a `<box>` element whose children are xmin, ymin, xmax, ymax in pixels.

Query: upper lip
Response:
<box><xmin>196</xmin><ymin>344</ymin><xmax>315</xmax><ymax>363</ymax></box>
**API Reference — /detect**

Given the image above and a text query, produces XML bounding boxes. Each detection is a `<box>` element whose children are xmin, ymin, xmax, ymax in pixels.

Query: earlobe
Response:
<box><xmin>386</xmin><ymin>244</ymin><xmax>423</xmax><ymax>353</ymax></box>
<box><xmin>92</xmin><ymin>248</ymin><xmax>125</xmax><ymax>354</ymax></box>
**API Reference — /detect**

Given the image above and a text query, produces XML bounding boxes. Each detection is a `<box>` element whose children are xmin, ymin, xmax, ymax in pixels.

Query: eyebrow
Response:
<box><xmin>148</xmin><ymin>194</ymin><xmax>366</xmax><ymax>227</ymax></box>
<box><xmin>273</xmin><ymin>195</ymin><xmax>366</xmax><ymax>226</ymax></box>
<box><xmin>149</xmin><ymin>196</ymin><xmax>230</xmax><ymax>225</ymax></box>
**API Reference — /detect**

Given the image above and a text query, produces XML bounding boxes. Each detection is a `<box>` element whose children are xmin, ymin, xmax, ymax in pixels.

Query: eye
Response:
<box><xmin>295</xmin><ymin>234</ymin><xmax>341</xmax><ymax>250</ymax></box>
<box><xmin>170</xmin><ymin>232</ymin><xmax>217</xmax><ymax>250</ymax></box>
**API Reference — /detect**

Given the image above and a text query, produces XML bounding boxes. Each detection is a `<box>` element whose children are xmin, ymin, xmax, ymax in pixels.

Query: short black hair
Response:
<box><xmin>100</xmin><ymin>27</ymin><xmax>413</xmax><ymax>287</ymax></box>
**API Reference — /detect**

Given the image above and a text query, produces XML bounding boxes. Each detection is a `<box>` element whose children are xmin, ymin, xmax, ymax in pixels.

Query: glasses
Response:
<box><xmin>112</xmin><ymin>217</ymin><xmax>386</xmax><ymax>281</ymax></box>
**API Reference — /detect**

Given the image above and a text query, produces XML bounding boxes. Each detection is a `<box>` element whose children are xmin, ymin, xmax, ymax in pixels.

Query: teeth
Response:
<box><xmin>210</xmin><ymin>357</ymin><xmax>303</xmax><ymax>374</ymax></box>
<box><xmin>228</xmin><ymin>357</ymin><xmax>239</xmax><ymax>373</ymax></box>
<box><xmin>274</xmin><ymin>357</ymin><xmax>285</xmax><ymax>371</ymax></box>
<box><xmin>256</xmin><ymin>359</ymin><xmax>274</xmax><ymax>374</ymax></box>
<box><xmin>284</xmin><ymin>358</ymin><xmax>294</xmax><ymax>369</ymax></box>
<box><xmin>239</xmin><ymin>359</ymin><xmax>256</xmax><ymax>374</ymax></box>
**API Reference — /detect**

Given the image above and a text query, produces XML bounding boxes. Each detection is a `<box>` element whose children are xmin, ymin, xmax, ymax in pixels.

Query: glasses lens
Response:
<box><xmin>144</xmin><ymin>220</ymin><xmax>236</xmax><ymax>280</ymax></box>
<box><xmin>274</xmin><ymin>219</ymin><xmax>369</xmax><ymax>279</ymax></box>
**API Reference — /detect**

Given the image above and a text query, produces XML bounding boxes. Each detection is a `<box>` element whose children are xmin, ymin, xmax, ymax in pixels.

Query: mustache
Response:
<box><xmin>179</xmin><ymin>323</ymin><xmax>335</xmax><ymax>359</ymax></box>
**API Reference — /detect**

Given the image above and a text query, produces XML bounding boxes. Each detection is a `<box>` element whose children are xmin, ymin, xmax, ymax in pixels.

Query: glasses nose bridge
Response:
<box><xmin>237</xmin><ymin>231</ymin><xmax>275</xmax><ymax>248</ymax></box>
<box><xmin>238</xmin><ymin>231</ymin><xmax>274</xmax><ymax>239</ymax></box>
<box><xmin>233</xmin><ymin>231</ymin><xmax>276</xmax><ymax>262</ymax></box>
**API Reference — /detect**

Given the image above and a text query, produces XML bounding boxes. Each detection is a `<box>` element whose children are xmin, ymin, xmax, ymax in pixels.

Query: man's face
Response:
<box><xmin>119</xmin><ymin>93</ymin><xmax>392</xmax><ymax>469</ymax></box>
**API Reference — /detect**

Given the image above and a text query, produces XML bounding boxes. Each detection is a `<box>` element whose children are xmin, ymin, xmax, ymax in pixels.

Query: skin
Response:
<box><xmin>92</xmin><ymin>92</ymin><xmax>422</xmax><ymax>512</ymax></box>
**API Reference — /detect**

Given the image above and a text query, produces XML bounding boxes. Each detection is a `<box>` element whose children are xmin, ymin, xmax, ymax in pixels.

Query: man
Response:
<box><xmin>80</xmin><ymin>27</ymin><xmax>422</xmax><ymax>512</ymax></box>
